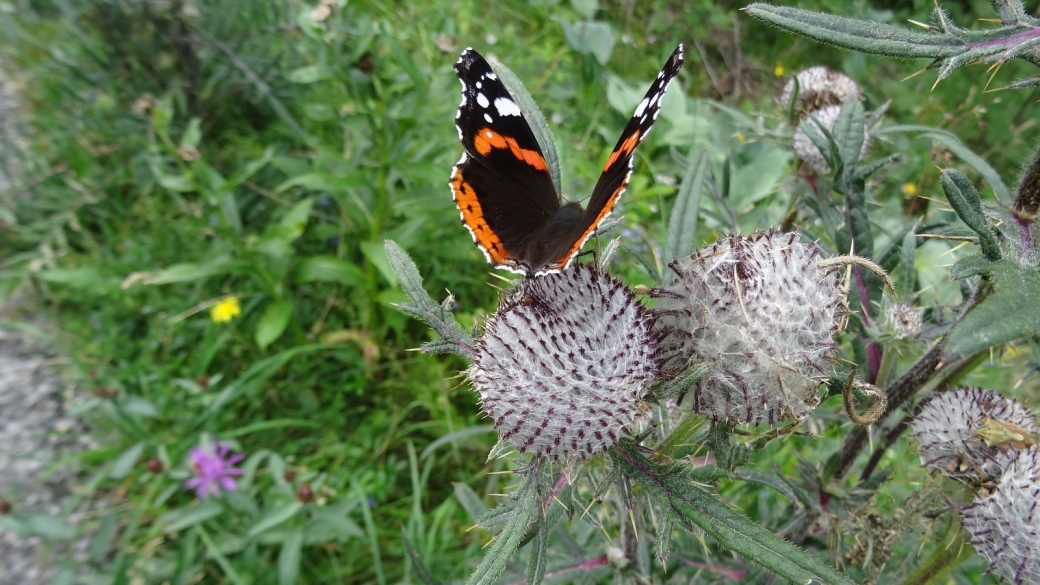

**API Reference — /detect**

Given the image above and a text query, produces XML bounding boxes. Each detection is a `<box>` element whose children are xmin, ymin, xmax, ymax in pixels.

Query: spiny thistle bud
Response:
<box><xmin>781</xmin><ymin>66</ymin><xmax>861</xmax><ymax>119</ymax></box>
<box><xmin>911</xmin><ymin>387</ymin><xmax>1037</xmax><ymax>483</ymax></box>
<box><xmin>468</xmin><ymin>265</ymin><xmax>659</xmax><ymax>461</ymax></box>
<box><xmin>959</xmin><ymin>447</ymin><xmax>1040</xmax><ymax>584</ymax></box>
<box><xmin>881</xmin><ymin>300</ymin><xmax>922</xmax><ymax>341</ymax></box>
<box><xmin>793</xmin><ymin>105</ymin><xmax>871</xmax><ymax>175</ymax></box>
<box><xmin>652</xmin><ymin>230</ymin><xmax>842</xmax><ymax>425</ymax></box>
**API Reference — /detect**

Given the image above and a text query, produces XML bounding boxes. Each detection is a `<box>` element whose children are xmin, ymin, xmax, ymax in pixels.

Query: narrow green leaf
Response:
<box><xmin>278</xmin><ymin>528</ymin><xmax>304</xmax><ymax>585</ymax></box>
<box><xmin>294</xmin><ymin>255</ymin><xmax>365</xmax><ymax>286</ymax></box>
<box><xmin>162</xmin><ymin>500</ymin><xmax>224</xmax><ymax>533</ymax></box>
<box><xmin>832</xmin><ymin>101</ymin><xmax>866</xmax><ymax>181</ymax></box>
<box><xmin>137</xmin><ymin>255</ymin><xmax>234</xmax><ymax>285</ymax></box>
<box><xmin>247</xmin><ymin>501</ymin><xmax>304</xmax><ymax>538</ymax></box>
<box><xmin>286</xmin><ymin>64</ymin><xmax>332</xmax><ymax>84</ymax></box>
<box><xmin>361</xmin><ymin>240</ymin><xmax>397</xmax><ymax>287</ymax></box>
<box><xmin>897</xmin><ymin>228</ymin><xmax>917</xmax><ymax>299</ymax></box>
<box><xmin>180</xmin><ymin>117</ymin><xmax>202</xmax><ymax>149</ymax></box>
<box><xmin>466</xmin><ymin>469</ymin><xmax>539</xmax><ymax>585</ymax></box>
<box><xmin>744</xmin><ymin>4</ymin><xmax>963</xmax><ymax>59</ymax></box>
<box><xmin>940</xmin><ymin>169</ymin><xmax>1001</xmax><ymax>260</ymax></box>
<box><xmin>945</xmin><ymin>261</ymin><xmax>1040</xmax><ymax>359</ymax></box>
<box><xmin>255</xmin><ymin>300</ymin><xmax>292</xmax><ymax>350</ymax></box>
<box><xmin>453</xmin><ymin>481</ymin><xmax>489</xmax><ymax>523</ymax></box>
<box><xmin>876</xmin><ymin>125</ymin><xmax>1010</xmax><ymax>201</ymax></box>
<box><xmin>664</xmin><ymin>149</ymin><xmax>708</xmax><ymax>263</ymax></box>
<box><xmin>615</xmin><ymin>442</ymin><xmax>854</xmax><ymax>584</ymax></box>
<box><xmin>110</xmin><ymin>442</ymin><xmax>146</xmax><ymax>479</ymax></box>
<box><xmin>384</xmin><ymin>241</ymin><xmax>473</xmax><ymax>355</ymax></box>
<box><xmin>17</xmin><ymin>514</ymin><xmax>76</xmax><ymax>539</ymax></box>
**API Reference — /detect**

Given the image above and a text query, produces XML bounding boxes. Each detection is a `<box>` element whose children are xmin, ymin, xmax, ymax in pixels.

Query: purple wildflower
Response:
<box><xmin>184</xmin><ymin>441</ymin><xmax>244</xmax><ymax>499</ymax></box>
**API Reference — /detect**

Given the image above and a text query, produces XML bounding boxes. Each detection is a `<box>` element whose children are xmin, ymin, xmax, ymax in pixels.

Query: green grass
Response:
<box><xmin>1</xmin><ymin>0</ymin><xmax>1037</xmax><ymax>583</ymax></box>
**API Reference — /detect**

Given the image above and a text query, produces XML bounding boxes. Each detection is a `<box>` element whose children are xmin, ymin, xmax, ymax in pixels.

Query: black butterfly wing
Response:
<box><xmin>543</xmin><ymin>44</ymin><xmax>684</xmax><ymax>272</ymax></box>
<box><xmin>449</xmin><ymin>48</ymin><xmax>560</xmax><ymax>274</ymax></box>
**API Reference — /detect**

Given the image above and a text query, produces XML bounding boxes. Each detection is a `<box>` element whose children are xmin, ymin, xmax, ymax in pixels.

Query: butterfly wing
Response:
<box><xmin>450</xmin><ymin>48</ymin><xmax>560</xmax><ymax>275</ymax></box>
<box><xmin>541</xmin><ymin>44</ymin><xmax>685</xmax><ymax>273</ymax></box>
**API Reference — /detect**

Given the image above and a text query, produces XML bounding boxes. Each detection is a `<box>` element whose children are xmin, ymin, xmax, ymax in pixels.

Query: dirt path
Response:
<box><xmin>0</xmin><ymin>56</ymin><xmax>90</xmax><ymax>583</ymax></box>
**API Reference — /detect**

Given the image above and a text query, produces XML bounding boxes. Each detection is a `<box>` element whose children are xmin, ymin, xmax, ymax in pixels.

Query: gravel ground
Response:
<box><xmin>0</xmin><ymin>57</ymin><xmax>92</xmax><ymax>583</ymax></box>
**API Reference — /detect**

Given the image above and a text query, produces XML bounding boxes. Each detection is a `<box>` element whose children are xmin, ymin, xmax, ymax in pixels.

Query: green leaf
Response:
<box><xmin>120</xmin><ymin>396</ymin><xmax>160</xmax><ymax>418</ymax></box>
<box><xmin>559</xmin><ymin>19</ymin><xmax>615</xmax><ymax>65</ymax></box>
<box><xmin>453</xmin><ymin>481</ymin><xmax>489</xmax><ymax>524</ymax></box>
<box><xmin>728</xmin><ymin>146</ymin><xmax>792</xmax><ymax>210</ymax></box>
<box><xmin>110</xmin><ymin>442</ymin><xmax>146</xmax><ymax>479</ymax></box>
<box><xmin>286</xmin><ymin>64</ymin><xmax>332</xmax><ymax>84</ymax></box>
<box><xmin>180</xmin><ymin>117</ymin><xmax>202</xmax><ymax>149</ymax></box>
<box><xmin>945</xmin><ymin>261</ymin><xmax>1040</xmax><ymax>359</ymax></box>
<box><xmin>940</xmin><ymin>169</ymin><xmax>1001</xmax><ymax>260</ymax></box>
<box><xmin>162</xmin><ymin>500</ymin><xmax>225</xmax><ymax>533</ymax></box>
<box><xmin>665</xmin><ymin>149</ymin><xmax>709</xmax><ymax>263</ymax></box>
<box><xmin>832</xmin><ymin>101</ymin><xmax>866</xmax><ymax>181</ymax></box>
<box><xmin>278</xmin><ymin>529</ymin><xmax>304</xmax><ymax>585</ymax></box>
<box><xmin>385</xmin><ymin>241</ymin><xmax>473</xmax><ymax>356</ymax></box>
<box><xmin>361</xmin><ymin>241</ymin><xmax>396</xmax><ymax>287</ymax></box>
<box><xmin>614</xmin><ymin>441</ymin><xmax>854</xmax><ymax>584</ymax></box>
<box><xmin>465</xmin><ymin>469</ymin><xmax>539</xmax><ymax>585</ymax></box>
<box><xmin>247</xmin><ymin>501</ymin><xmax>304</xmax><ymax>537</ymax></box>
<box><xmin>256</xmin><ymin>301</ymin><xmax>292</xmax><ymax>350</ymax></box>
<box><xmin>877</xmin><ymin>125</ymin><xmax>1011</xmax><ymax>201</ymax></box>
<box><xmin>294</xmin><ymin>255</ymin><xmax>365</xmax><ymax>287</ymax></box>
<box><xmin>137</xmin><ymin>255</ymin><xmax>234</xmax><ymax>285</ymax></box>
<box><xmin>35</xmin><ymin>267</ymin><xmax>120</xmax><ymax>294</ymax></box>
<box><xmin>14</xmin><ymin>514</ymin><xmax>76</xmax><ymax>539</ymax></box>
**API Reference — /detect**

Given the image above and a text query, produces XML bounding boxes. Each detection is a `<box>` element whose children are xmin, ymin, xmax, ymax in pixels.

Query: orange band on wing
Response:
<box><xmin>450</xmin><ymin>167</ymin><xmax>512</xmax><ymax>266</ymax></box>
<box><xmin>602</xmin><ymin>130</ymin><xmax>642</xmax><ymax>172</ymax></box>
<box><xmin>473</xmin><ymin>128</ymin><xmax>547</xmax><ymax>171</ymax></box>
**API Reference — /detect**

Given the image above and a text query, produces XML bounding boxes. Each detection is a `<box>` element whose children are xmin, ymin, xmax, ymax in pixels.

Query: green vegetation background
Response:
<box><xmin>1</xmin><ymin>0</ymin><xmax>1037</xmax><ymax>582</ymax></box>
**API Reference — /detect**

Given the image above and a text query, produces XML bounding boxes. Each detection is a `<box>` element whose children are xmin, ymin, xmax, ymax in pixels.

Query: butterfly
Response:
<box><xmin>449</xmin><ymin>45</ymin><xmax>684</xmax><ymax>276</ymax></box>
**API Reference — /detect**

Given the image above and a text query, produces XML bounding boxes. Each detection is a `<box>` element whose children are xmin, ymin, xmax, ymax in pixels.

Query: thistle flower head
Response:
<box><xmin>960</xmin><ymin>447</ymin><xmax>1040</xmax><ymax>584</ymax></box>
<box><xmin>468</xmin><ymin>265</ymin><xmax>659</xmax><ymax>461</ymax></box>
<box><xmin>781</xmin><ymin>66</ymin><xmax>861</xmax><ymax>117</ymax></box>
<box><xmin>881</xmin><ymin>300</ymin><xmax>923</xmax><ymax>340</ymax></box>
<box><xmin>651</xmin><ymin>230</ymin><xmax>842</xmax><ymax>425</ymax></box>
<box><xmin>184</xmin><ymin>441</ymin><xmax>244</xmax><ymax>499</ymax></box>
<box><xmin>911</xmin><ymin>387</ymin><xmax>1037</xmax><ymax>483</ymax></box>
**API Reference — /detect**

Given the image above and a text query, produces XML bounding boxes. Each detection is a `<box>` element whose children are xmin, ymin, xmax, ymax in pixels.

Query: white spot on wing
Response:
<box><xmin>476</xmin><ymin>81</ymin><xmax>482</xmax><ymax>89</ymax></box>
<box><xmin>495</xmin><ymin>98</ymin><xmax>521</xmax><ymax>117</ymax></box>
<box><xmin>476</xmin><ymin>93</ymin><xmax>490</xmax><ymax>108</ymax></box>
<box><xmin>485</xmin><ymin>72</ymin><xmax>497</xmax><ymax>80</ymax></box>
<box><xmin>633</xmin><ymin>97</ymin><xmax>649</xmax><ymax>118</ymax></box>
<box><xmin>484</xmin><ymin>113</ymin><xmax>493</xmax><ymax>123</ymax></box>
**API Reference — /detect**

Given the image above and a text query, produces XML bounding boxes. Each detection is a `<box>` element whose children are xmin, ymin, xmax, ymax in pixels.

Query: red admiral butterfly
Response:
<box><xmin>450</xmin><ymin>45</ymin><xmax>684</xmax><ymax>276</ymax></box>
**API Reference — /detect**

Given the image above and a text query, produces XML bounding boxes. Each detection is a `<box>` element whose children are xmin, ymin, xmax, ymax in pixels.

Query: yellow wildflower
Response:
<box><xmin>774</xmin><ymin>62</ymin><xmax>785</xmax><ymax>77</ymax></box>
<box><xmin>210</xmin><ymin>297</ymin><xmax>242</xmax><ymax>323</ymax></box>
<box><xmin>902</xmin><ymin>182</ymin><xmax>918</xmax><ymax>196</ymax></box>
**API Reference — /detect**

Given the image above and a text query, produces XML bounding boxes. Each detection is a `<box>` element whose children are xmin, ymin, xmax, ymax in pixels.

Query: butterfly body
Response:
<box><xmin>450</xmin><ymin>45</ymin><xmax>684</xmax><ymax>276</ymax></box>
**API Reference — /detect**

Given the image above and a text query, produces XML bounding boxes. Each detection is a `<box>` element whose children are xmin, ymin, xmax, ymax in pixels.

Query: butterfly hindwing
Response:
<box><xmin>555</xmin><ymin>45</ymin><xmax>685</xmax><ymax>270</ymax></box>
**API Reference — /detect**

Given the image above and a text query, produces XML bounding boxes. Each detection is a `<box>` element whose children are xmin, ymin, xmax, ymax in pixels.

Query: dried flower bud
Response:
<box><xmin>131</xmin><ymin>93</ymin><xmax>157</xmax><ymax>116</ymax></box>
<box><xmin>297</xmin><ymin>484</ymin><xmax>314</xmax><ymax>503</ymax></box>
<box><xmin>469</xmin><ymin>265</ymin><xmax>659</xmax><ymax>461</ymax></box>
<box><xmin>793</xmin><ymin>105</ymin><xmax>871</xmax><ymax>175</ymax></box>
<box><xmin>652</xmin><ymin>230</ymin><xmax>841</xmax><ymax>425</ymax></box>
<box><xmin>177</xmin><ymin>145</ymin><xmax>200</xmax><ymax>162</ymax></box>
<box><xmin>960</xmin><ymin>447</ymin><xmax>1040</xmax><ymax>584</ymax></box>
<box><xmin>283</xmin><ymin>469</ymin><xmax>296</xmax><ymax>483</ymax></box>
<box><xmin>146</xmin><ymin>458</ymin><xmax>164</xmax><ymax>474</ymax></box>
<box><xmin>196</xmin><ymin>376</ymin><xmax>209</xmax><ymax>390</ymax></box>
<box><xmin>781</xmin><ymin>66</ymin><xmax>861</xmax><ymax>118</ymax></box>
<box><xmin>0</xmin><ymin>499</ymin><xmax>11</xmax><ymax>514</ymax></box>
<box><xmin>912</xmin><ymin>387</ymin><xmax>1037</xmax><ymax>483</ymax></box>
